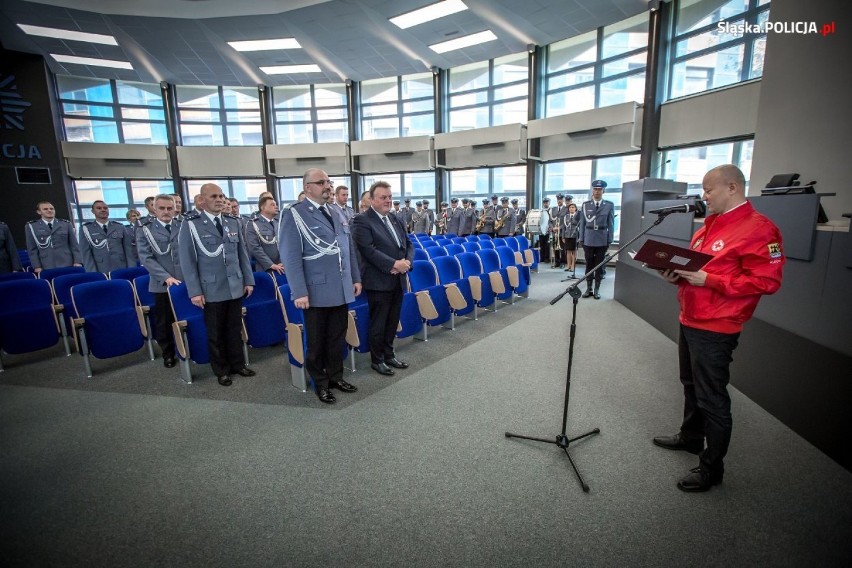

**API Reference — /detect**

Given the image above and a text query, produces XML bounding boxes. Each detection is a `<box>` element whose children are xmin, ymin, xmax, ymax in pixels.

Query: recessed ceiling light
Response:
<box><xmin>429</xmin><ymin>30</ymin><xmax>497</xmax><ymax>54</ymax></box>
<box><xmin>51</xmin><ymin>54</ymin><xmax>133</xmax><ymax>70</ymax></box>
<box><xmin>260</xmin><ymin>64</ymin><xmax>322</xmax><ymax>75</ymax></box>
<box><xmin>228</xmin><ymin>38</ymin><xmax>301</xmax><ymax>51</ymax></box>
<box><xmin>18</xmin><ymin>24</ymin><xmax>118</xmax><ymax>45</ymax></box>
<box><xmin>390</xmin><ymin>0</ymin><xmax>468</xmax><ymax>29</ymax></box>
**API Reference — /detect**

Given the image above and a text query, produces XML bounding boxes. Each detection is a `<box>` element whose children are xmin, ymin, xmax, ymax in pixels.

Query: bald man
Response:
<box><xmin>653</xmin><ymin>164</ymin><xmax>785</xmax><ymax>492</ymax></box>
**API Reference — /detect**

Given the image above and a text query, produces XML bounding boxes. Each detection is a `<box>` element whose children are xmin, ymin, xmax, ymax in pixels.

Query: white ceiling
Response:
<box><xmin>0</xmin><ymin>0</ymin><xmax>650</xmax><ymax>86</ymax></box>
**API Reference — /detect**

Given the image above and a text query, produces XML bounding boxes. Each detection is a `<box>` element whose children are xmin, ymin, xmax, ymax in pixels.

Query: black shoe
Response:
<box><xmin>677</xmin><ymin>466</ymin><xmax>722</xmax><ymax>492</ymax></box>
<box><xmin>217</xmin><ymin>375</ymin><xmax>232</xmax><ymax>387</ymax></box>
<box><xmin>317</xmin><ymin>388</ymin><xmax>336</xmax><ymax>404</ymax></box>
<box><xmin>232</xmin><ymin>366</ymin><xmax>256</xmax><ymax>377</ymax></box>
<box><xmin>653</xmin><ymin>433</ymin><xmax>703</xmax><ymax>455</ymax></box>
<box><xmin>371</xmin><ymin>362</ymin><xmax>395</xmax><ymax>376</ymax></box>
<box><xmin>582</xmin><ymin>288</ymin><xmax>593</xmax><ymax>298</ymax></box>
<box><xmin>593</xmin><ymin>289</ymin><xmax>601</xmax><ymax>300</ymax></box>
<box><xmin>331</xmin><ymin>380</ymin><xmax>358</xmax><ymax>393</ymax></box>
<box><xmin>385</xmin><ymin>357</ymin><xmax>409</xmax><ymax>369</ymax></box>
<box><xmin>163</xmin><ymin>357</ymin><xmax>177</xmax><ymax>368</ymax></box>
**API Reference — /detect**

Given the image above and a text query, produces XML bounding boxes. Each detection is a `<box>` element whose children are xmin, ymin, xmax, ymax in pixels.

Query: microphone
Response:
<box><xmin>649</xmin><ymin>159</ymin><xmax>671</xmax><ymax>178</ymax></box>
<box><xmin>648</xmin><ymin>204</ymin><xmax>697</xmax><ymax>216</ymax></box>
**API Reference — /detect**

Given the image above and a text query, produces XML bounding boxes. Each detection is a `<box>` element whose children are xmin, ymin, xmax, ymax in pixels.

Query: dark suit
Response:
<box><xmin>0</xmin><ymin>222</ymin><xmax>22</xmax><ymax>273</ymax></box>
<box><xmin>351</xmin><ymin>208</ymin><xmax>413</xmax><ymax>365</ymax></box>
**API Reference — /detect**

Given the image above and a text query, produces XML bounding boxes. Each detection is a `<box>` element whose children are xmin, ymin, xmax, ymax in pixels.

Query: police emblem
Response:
<box><xmin>692</xmin><ymin>237</ymin><xmax>703</xmax><ymax>250</ymax></box>
<box><xmin>768</xmin><ymin>242</ymin><xmax>782</xmax><ymax>258</ymax></box>
<box><xmin>711</xmin><ymin>239</ymin><xmax>725</xmax><ymax>252</ymax></box>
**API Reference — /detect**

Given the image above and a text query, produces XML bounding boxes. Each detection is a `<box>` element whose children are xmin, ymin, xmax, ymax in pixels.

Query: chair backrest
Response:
<box><xmin>168</xmin><ymin>282</ymin><xmax>209</xmax><ymax>364</ymax></box>
<box><xmin>456</xmin><ymin>252</ymin><xmax>484</xmax><ymax>278</ymax></box>
<box><xmin>462</xmin><ymin>241</ymin><xmax>481</xmax><ymax>253</ymax></box>
<box><xmin>413</xmin><ymin>248</ymin><xmax>430</xmax><ymax>262</ymax></box>
<box><xmin>432</xmin><ymin>255</ymin><xmax>463</xmax><ymax>284</ymax></box>
<box><xmin>496</xmin><ymin>245</ymin><xmax>519</xmax><ymax>268</ymax></box>
<box><xmin>465</xmin><ymin>235</ymin><xmax>479</xmax><ymax>242</ymax></box>
<box><xmin>515</xmin><ymin>235</ymin><xmax>531</xmax><ymax>250</ymax></box>
<box><xmin>109</xmin><ymin>266</ymin><xmax>148</xmax><ymax>281</ymax></box>
<box><xmin>492</xmin><ymin>238</ymin><xmax>507</xmax><ymax>248</ymax></box>
<box><xmin>411</xmin><ymin>240</ymin><xmax>423</xmax><ymax>250</ymax></box>
<box><xmin>0</xmin><ymin>279</ymin><xmax>59</xmax><ymax>354</ymax></box>
<box><xmin>0</xmin><ymin>271</ymin><xmax>35</xmax><ymax>283</ymax></box>
<box><xmin>408</xmin><ymin>260</ymin><xmax>439</xmax><ymax>292</ymax></box>
<box><xmin>38</xmin><ymin>266</ymin><xmax>85</xmax><ymax>282</ymax></box>
<box><xmin>434</xmin><ymin>238</ymin><xmax>450</xmax><ymax>247</ymax></box>
<box><xmin>444</xmin><ymin>244</ymin><xmax>465</xmax><ymax>256</ymax></box>
<box><xmin>132</xmin><ymin>274</ymin><xmax>155</xmax><ymax>309</ymax></box>
<box><xmin>18</xmin><ymin>249</ymin><xmax>31</xmax><ymax>269</ymax></box>
<box><xmin>421</xmin><ymin>240</ymin><xmax>440</xmax><ymax>248</ymax></box>
<box><xmin>270</xmin><ymin>271</ymin><xmax>288</xmax><ymax>288</ymax></box>
<box><xmin>476</xmin><ymin>248</ymin><xmax>502</xmax><ymax>273</ymax></box>
<box><xmin>243</xmin><ymin>272</ymin><xmax>286</xmax><ymax>348</ymax></box>
<box><xmin>52</xmin><ymin>272</ymin><xmax>108</xmax><ymax>314</ymax></box>
<box><xmin>444</xmin><ymin>233</ymin><xmax>458</xmax><ymax>239</ymax></box>
<box><xmin>478</xmin><ymin>240</ymin><xmax>495</xmax><ymax>250</ymax></box>
<box><xmin>451</xmin><ymin>237</ymin><xmax>466</xmax><ymax>244</ymax></box>
<box><xmin>478</xmin><ymin>234</ymin><xmax>492</xmax><ymax>240</ymax></box>
<box><xmin>503</xmin><ymin>236</ymin><xmax>520</xmax><ymax>251</ymax></box>
<box><xmin>425</xmin><ymin>247</ymin><xmax>448</xmax><ymax>259</ymax></box>
<box><xmin>71</xmin><ymin>280</ymin><xmax>144</xmax><ymax>359</ymax></box>
<box><xmin>278</xmin><ymin>284</ymin><xmax>304</xmax><ymax>326</ymax></box>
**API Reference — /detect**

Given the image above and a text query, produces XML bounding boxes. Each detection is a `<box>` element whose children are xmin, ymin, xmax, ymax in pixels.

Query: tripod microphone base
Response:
<box><xmin>505</xmin><ymin>428</ymin><xmax>600</xmax><ymax>492</ymax></box>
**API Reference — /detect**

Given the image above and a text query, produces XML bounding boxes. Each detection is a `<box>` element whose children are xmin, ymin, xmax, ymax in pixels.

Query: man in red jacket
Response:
<box><xmin>653</xmin><ymin>164</ymin><xmax>785</xmax><ymax>492</ymax></box>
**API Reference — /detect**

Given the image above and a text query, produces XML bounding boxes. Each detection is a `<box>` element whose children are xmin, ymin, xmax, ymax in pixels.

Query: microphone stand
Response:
<box><xmin>505</xmin><ymin>212</ymin><xmax>671</xmax><ymax>492</ymax></box>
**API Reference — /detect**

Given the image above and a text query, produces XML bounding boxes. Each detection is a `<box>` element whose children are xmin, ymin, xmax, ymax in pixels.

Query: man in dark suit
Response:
<box><xmin>279</xmin><ymin>169</ymin><xmax>361</xmax><ymax>404</ymax></box>
<box><xmin>0</xmin><ymin>221</ymin><xmax>22</xmax><ymax>273</ymax></box>
<box><xmin>351</xmin><ymin>181</ymin><xmax>414</xmax><ymax>377</ymax></box>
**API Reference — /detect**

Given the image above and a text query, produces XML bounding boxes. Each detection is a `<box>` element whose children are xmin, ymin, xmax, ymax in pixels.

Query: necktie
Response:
<box><xmin>102</xmin><ymin>223</ymin><xmax>108</xmax><ymax>234</ymax></box>
<box><xmin>383</xmin><ymin>216</ymin><xmax>401</xmax><ymax>247</ymax></box>
<box><xmin>214</xmin><ymin>217</ymin><xmax>223</xmax><ymax>236</ymax></box>
<box><xmin>595</xmin><ymin>202</ymin><xmax>600</xmax><ymax>211</ymax></box>
<box><xmin>47</xmin><ymin>222</ymin><xmax>53</xmax><ymax>231</ymax></box>
<box><xmin>165</xmin><ymin>223</ymin><xmax>171</xmax><ymax>233</ymax></box>
<box><xmin>319</xmin><ymin>205</ymin><xmax>334</xmax><ymax>227</ymax></box>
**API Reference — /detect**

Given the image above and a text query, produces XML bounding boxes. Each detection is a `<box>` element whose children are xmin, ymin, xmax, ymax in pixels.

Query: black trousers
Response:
<box><xmin>303</xmin><ymin>304</ymin><xmax>348</xmax><ymax>391</ymax></box>
<box><xmin>202</xmin><ymin>298</ymin><xmax>244</xmax><ymax>377</ymax></box>
<box><xmin>583</xmin><ymin>245</ymin><xmax>607</xmax><ymax>288</ymax></box>
<box><xmin>678</xmin><ymin>324</ymin><xmax>740</xmax><ymax>476</ymax></box>
<box><xmin>539</xmin><ymin>234</ymin><xmax>551</xmax><ymax>263</ymax></box>
<box><xmin>366</xmin><ymin>286</ymin><xmax>404</xmax><ymax>364</ymax></box>
<box><xmin>152</xmin><ymin>291</ymin><xmax>176</xmax><ymax>359</ymax></box>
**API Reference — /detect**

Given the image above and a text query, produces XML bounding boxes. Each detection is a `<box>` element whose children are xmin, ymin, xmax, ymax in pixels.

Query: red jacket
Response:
<box><xmin>678</xmin><ymin>201</ymin><xmax>785</xmax><ymax>334</ymax></box>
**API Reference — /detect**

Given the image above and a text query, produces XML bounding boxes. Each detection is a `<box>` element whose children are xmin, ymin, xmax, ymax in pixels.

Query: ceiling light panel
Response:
<box><xmin>228</xmin><ymin>38</ymin><xmax>301</xmax><ymax>51</ymax></box>
<box><xmin>260</xmin><ymin>64</ymin><xmax>322</xmax><ymax>75</ymax></box>
<box><xmin>51</xmin><ymin>54</ymin><xmax>133</xmax><ymax>70</ymax></box>
<box><xmin>18</xmin><ymin>24</ymin><xmax>118</xmax><ymax>45</ymax></box>
<box><xmin>429</xmin><ymin>30</ymin><xmax>497</xmax><ymax>54</ymax></box>
<box><xmin>390</xmin><ymin>0</ymin><xmax>468</xmax><ymax>30</ymax></box>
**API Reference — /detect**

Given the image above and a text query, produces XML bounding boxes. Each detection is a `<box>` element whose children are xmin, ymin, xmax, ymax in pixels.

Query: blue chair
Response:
<box><xmin>421</xmin><ymin>240</ymin><xmax>440</xmax><ymax>249</ymax></box>
<box><xmin>0</xmin><ymin>272</ymin><xmax>35</xmax><ymax>283</ymax></box>
<box><xmin>444</xmin><ymin>233</ymin><xmax>458</xmax><ymax>239</ymax></box>
<box><xmin>133</xmin><ymin>274</ymin><xmax>158</xmax><ymax>356</ymax></box>
<box><xmin>242</xmin><ymin>272</ymin><xmax>286</xmax><ymax>348</ymax></box>
<box><xmin>70</xmin><ymin>280</ymin><xmax>153</xmax><ymax>377</ymax></box>
<box><xmin>503</xmin><ymin>236</ymin><xmax>520</xmax><ymax>251</ymax></box>
<box><xmin>456</xmin><ymin>252</ymin><xmax>496</xmax><ymax>312</ymax></box>
<box><xmin>109</xmin><ymin>266</ymin><xmax>148</xmax><ymax>281</ymax></box>
<box><xmin>462</xmin><ymin>241</ymin><xmax>481</xmax><ymax>253</ymax></box>
<box><xmin>479</xmin><ymin>240</ymin><xmax>496</xmax><ymax>250</ymax></box>
<box><xmin>444</xmin><ymin>244</ymin><xmax>465</xmax><ymax>256</ymax></box>
<box><xmin>434</xmin><ymin>238</ymin><xmax>451</xmax><ymax>247</ymax></box>
<box><xmin>271</xmin><ymin>271</ymin><xmax>288</xmax><ymax>288</ymax></box>
<box><xmin>38</xmin><ymin>266</ymin><xmax>85</xmax><ymax>282</ymax></box>
<box><xmin>476</xmin><ymin>248</ymin><xmax>513</xmax><ymax>305</ymax></box>
<box><xmin>451</xmin><ymin>237</ymin><xmax>466</xmax><ymax>245</ymax></box>
<box><xmin>18</xmin><ymin>249</ymin><xmax>31</xmax><ymax>271</ymax></box>
<box><xmin>478</xmin><ymin>234</ymin><xmax>492</xmax><ymax>240</ymax></box>
<box><xmin>396</xmin><ymin>291</ymin><xmax>426</xmax><ymax>341</ymax></box>
<box><xmin>0</xmin><ymin>279</ymin><xmax>65</xmax><ymax>370</ymax></box>
<box><xmin>492</xmin><ymin>238</ymin><xmax>507</xmax><ymax>248</ymax></box>
<box><xmin>413</xmin><ymin>248</ymin><xmax>430</xmax><ymax>262</ymax></box>
<box><xmin>425</xmin><ymin>247</ymin><xmax>448</xmax><ymax>259</ymax></box>
<box><xmin>431</xmin><ymin>255</ymin><xmax>477</xmax><ymax>321</ymax></box>
<box><xmin>496</xmin><ymin>245</ymin><xmax>529</xmax><ymax>299</ymax></box>
<box><xmin>346</xmin><ymin>293</ymin><xmax>371</xmax><ymax>371</ymax></box>
<box><xmin>407</xmin><ymin>260</ymin><xmax>454</xmax><ymax>333</ymax></box>
<box><xmin>465</xmin><ymin>235</ymin><xmax>479</xmax><ymax>242</ymax></box>
<box><xmin>411</xmin><ymin>240</ymin><xmax>423</xmax><ymax>250</ymax></box>
<box><xmin>52</xmin><ymin>272</ymin><xmax>108</xmax><ymax>353</ymax></box>
<box><xmin>515</xmin><ymin>235</ymin><xmax>538</xmax><ymax>271</ymax></box>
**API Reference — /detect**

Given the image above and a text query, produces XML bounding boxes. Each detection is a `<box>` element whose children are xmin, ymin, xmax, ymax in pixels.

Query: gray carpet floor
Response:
<box><xmin>2</xmin><ymin>267</ymin><xmax>851</xmax><ymax>567</ymax></box>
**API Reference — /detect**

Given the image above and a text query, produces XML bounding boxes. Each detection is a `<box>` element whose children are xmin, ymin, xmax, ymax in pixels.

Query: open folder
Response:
<box><xmin>630</xmin><ymin>239</ymin><xmax>713</xmax><ymax>271</ymax></box>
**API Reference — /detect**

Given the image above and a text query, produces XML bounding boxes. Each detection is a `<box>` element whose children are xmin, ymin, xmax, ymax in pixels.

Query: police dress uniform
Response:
<box><xmin>512</xmin><ymin>202</ymin><xmax>526</xmax><ymax>236</ymax></box>
<box><xmin>79</xmin><ymin>219</ymin><xmax>136</xmax><ymax>274</ymax></box>
<box><xmin>178</xmin><ymin>211</ymin><xmax>255</xmax><ymax>381</ymax></box>
<box><xmin>550</xmin><ymin>199</ymin><xmax>568</xmax><ymax>267</ymax></box>
<box><xmin>245</xmin><ymin>214</ymin><xmax>281</xmax><ymax>271</ymax></box>
<box><xmin>446</xmin><ymin>203</ymin><xmax>463</xmax><ymax>235</ymax></box>
<box><xmin>412</xmin><ymin>205</ymin><xmax>429</xmax><ymax>234</ymax></box>
<box><xmin>25</xmin><ymin>218</ymin><xmax>81</xmax><ymax>271</ymax></box>
<box><xmin>479</xmin><ymin>199</ymin><xmax>497</xmax><ymax>236</ymax></box>
<box><xmin>578</xmin><ymin>198</ymin><xmax>615</xmax><ymax>297</ymax></box>
<box><xmin>496</xmin><ymin>198</ymin><xmax>513</xmax><ymax>237</ymax></box>
<box><xmin>0</xmin><ymin>221</ymin><xmax>22</xmax><ymax>273</ymax></box>
<box><xmin>401</xmin><ymin>202</ymin><xmax>414</xmax><ymax>233</ymax></box>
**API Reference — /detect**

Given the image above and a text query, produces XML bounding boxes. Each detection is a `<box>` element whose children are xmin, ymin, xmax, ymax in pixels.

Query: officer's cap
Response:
<box><xmin>482</xmin><ymin>198</ymin><xmax>489</xmax><ymax>204</ymax></box>
<box><xmin>393</xmin><ymin>200</ymin><xmax>400</xmax><ymax>205</ymax></box>
<box><xmin>415</xmin><ymin>201</ymin><xmax>422</xmax><ymax>206</ymax></box>
<box><xmin>404</xmin><ymin>197</ymin><xmax>411</xmax><ymax>202</ymax></box>
<box><xmin>542</xmin><ymin>197</ymin><xmax>551</xmax><ymax>203</ymax></box>
<box><xmin>500</xmin><ymin>196</ymin><xmax>509</xmax><ymax>202</ymax></box>
<box><xmin>591</xmin><ymin>179</ymin><xmax>608</xmax><ymax>189</ymax></box>
<box><xmin>450</xmin><ymin>197</ymin><xmax>459</xmax><ymax>203</ymax></box>
<box><xmin>491</xmin><ymin>194</ymin><xmax>498</xmax><ymax>200</ymax></box>
<box><xmin>441</xmin><ymin>202</ymin><xmax>448</xmax><ymax>207</ymax></box>
<box><xmin>461</xmin><ymin>198</ymin><xmax>469</xmax><ymax>204</ymax></box>
<box><xmin>423</xmin><ymin>199</ymin><xmax>430</xmax><ymax>204</ymax></box>
<box><xmin>511</xmin><ymin>199</ymin><xmax>518</xmax><ymax>204</ymax></box>
<box><xmin>556</xmin><ymin>193</ymin><xmax>564</xmax><ymax>200</ymax></box>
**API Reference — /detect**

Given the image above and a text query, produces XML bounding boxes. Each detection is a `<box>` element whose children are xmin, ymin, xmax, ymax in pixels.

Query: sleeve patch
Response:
<box><xmin>768</xmin><ymin>242</ymin><xmax>783</xmax><ymax>258</ymax></box>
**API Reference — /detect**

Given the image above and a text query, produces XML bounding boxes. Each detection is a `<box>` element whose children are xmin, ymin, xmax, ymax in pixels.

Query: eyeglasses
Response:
<box><xmin>306</xmin><ymin>180</ymin><xmax>333</xmax><ymax>186</ymax></box>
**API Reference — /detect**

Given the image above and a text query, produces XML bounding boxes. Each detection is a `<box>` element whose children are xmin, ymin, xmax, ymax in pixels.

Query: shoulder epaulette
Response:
<box><xmin>82</xmin><ymin>220</ymin><xmax>96</xmax><ymax>225</ymax></box>
<box><xmin>224</xmin><ymin>213</ymin><xmax>240</xmax><ymax>220</ymax></box>
<box><xmin>57</xmin><ymin>218</ymin><xmax>71</xmax><ymax>223</ymax></box>
<box><xmin>184</xmin><ymin>211</ymin><xmax>201</xmax><ymax>220</ymax></box>
<box><xmin>27</xmin><ymin>219</ymin><xmax>39</xmax><ymax>224</ymax></box>
<box><xmin>139</xmin><ymin>217</ymin><xmax>154</xmax><ymax>226</ymax></box>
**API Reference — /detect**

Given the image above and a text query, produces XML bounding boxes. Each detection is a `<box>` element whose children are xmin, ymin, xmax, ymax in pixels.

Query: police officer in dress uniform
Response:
<box><xmin>0</xmin><ymin>221</ymin><xmax>23</xmax><ymax>273</ymax></box>
<box><xmin>329</xmin><ymin>185</ymin><xmax>356</xmax><ymax>225</ymax></box>
<box><xmin>178</xmin><ymin>184</ymin><xmax>256</xmax><ymax>386</ymax></box>
<box><xmin>278</xmin><ymin>169</ymin><xmax>361</xmax><ymax>405</ymax></box>
<box><xmin>511</xmin><ymin>199</ymin><xmax>526</xmax><ymax>236</ymax></box>
<box><xmin>25</xmin><ymin>201</ymin><xmax>81</xmax><ymax>274</ymax></box>
<box><xmin>401</xmin><ymin>198</ymin><xmax>414</xmax><ymax>233</ymax></box>
<box><xmin>137</xmin><ymin>194</ymin><xmax>183</xmax><ymax>368</ymax></box>
<box><xmin>422</xmin><ymin>199</ymin><xmax>436</xmax><ymax>235</ymax></box>
<box><xmin>496</xmin><ymin>196</ymin><xmax>514</xmax><ymax>237</ymax></box>
<box><xmin>79</xmin><ymin>200</ymin><xmax>136</xmax><ymax>274</ymax></box>
<box><xmin>245</xmin><ymin>196</ymin><xmax>284</xmax><ymax>275</ymax></box>
<box><xmin>578</xmin><ymin>180</ymin><xmax>615</xmax><ymax>299</ymax></box>
<box><xmin>412</xmin><ymin>201</ymin><xmax>428</xmax><ymax>234</ymax></box>
<box><xmin>479</xmin><ymin>196</ymin><xmax>497</xmax><ymax>237</ymax></box>
<box><xmin>549</xmin><ymin>194</ymin><xmax>569</xmax><ymax>268</ymax></box>
<box><xmin>459</xmin><ymin>199</ymin><xmax>475</xmax><ymax>237</ymax></box>
<box><xmin>446</xmin><ymin>198</ymin><xmax>463</xmax><ymax>235</ymax></box>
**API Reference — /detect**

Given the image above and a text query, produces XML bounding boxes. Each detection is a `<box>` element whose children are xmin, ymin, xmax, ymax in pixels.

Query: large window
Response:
<box><xmin>668</xmin><ymin>0</ymin><xmax>770</xmax><ymax>100</ymax></box>
<box><xmin>277</xmin><ymin>176</ymin><xmax>352</xmax><ymax>206</ymax></box>
<box><xmin>273</xmin><ymin>84</ymin><xmax>348</xmax><ymax>144</ymax></box>
<box><xmin>177</xmin><ymin>86</ymin><xmax>262</xmax><ymax>146</ymax></box>
<box><xmin>185</xmin><ymin>179</ymin><xmax>270</xmax><ymax>214</ymax></box>
<box><xmin>662</xmin><ymin>139</ymin><xmax>754</xmax><ymax>193</ymax></box>
<box><xmin>447</xmin><ymin>166</ymin><xmax>526</xmax><ymax>208</ymax></box>
<box><xmin>361</xmin><ymin>172</ymin><xmax>436</xmax><ymax>205</ymax></box>
<box><xmin>448</xmin><ymin>53</ymin><xmax>528</xmax><ymax>131</ymax></box>
<box><xmin>57</xmin><ymin>77</ymin><xmax>167</xmax><ymax>144</ymax></box>
<box><xmin>361</xmin><ymin>73</ymin><xmax>434</xmax><ymax>139</ymax></box>
<box><xmin>72</xmin><ymin>179</ymin><xmax>173</xmax><ymax>229</ymax></box>
<box><xmin>545</xmin><ymin>12</ymin><xmax>648</xmax><ymax>117</ymax></box>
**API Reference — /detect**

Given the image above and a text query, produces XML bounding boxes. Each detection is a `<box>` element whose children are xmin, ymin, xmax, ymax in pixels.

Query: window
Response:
<box><xmin>71</xmin><ymin>179</ymin><xmax>173</xmax><ymax>229</ymax></box>
<box><xmin>57</xmin><ymin>76</ymin><xmax>167</xmax><ymax>144</ymax></box>
<box><xmin>448</xmin><ymin>53</ymin><xmax>528</xmax><ymax>131</ymax></box>
<box><xmin>545</xmin><ymin>12</ymin><xmax>648</xmax><ymax>118</ymax></box>
<box><xmin>668</xmin><ymin>0</ymin><xmax>770</xmax><ymax>100</ymax></box>
<box><xmin>177</xmin><ymin>86</ymin><xmax>263</xmax><ymax>146</ymax></box>
<box><xmin>185</xmin><ymin>179</ymin><xmax>271</xmax><ymax>214</ymax></box>
<box><xmin>361</xmin><ymin>172</ymin><xmax>436</xmax><ymax>204</ymax></box>
<box><xmin>273</xmin><ymin>84</ymin><xmax>348</xmax><ymax>144</ymax></box>
<box><xmin>662</xmin><ymin>139</ymin><xmax>754</xmax><ymax>193</ymax></box>
<box><xmin>447</xmin><ymin>166</ymin><xmax>526</xmax><ymax>207</ymax></box>
<box><xmin>277</xmin><ymin>176</ymin><xmax>352</xmax><ymax>206</ymax></box>
<box><xmin>361</xmin><ymin>73</ymin><xmax>434</xmax><ymax>139</ymax></box>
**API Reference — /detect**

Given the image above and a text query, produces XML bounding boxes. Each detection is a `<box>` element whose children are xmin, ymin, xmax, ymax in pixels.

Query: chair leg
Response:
<box><xmin>78</xmin><ymin>328</ymin><xmax>93</xmax><ymax>378</ymax></box>
<box><xmin>291</xmin><ymin>363</ymin><xmax>307</xmax><ymax>392</ymax></box>
<box><xmin>443</xmin><ymin>312</ymin><xmax>456</xmax><ymax>330</ymax></box>
<box><xmin>144</xmin><ymin>318</ymin><xmax>155</xmax><ymax>361</ymax></box>
<box><xmin>0</xmin><ymin>352</ymin><xmax>5</xmax><ymax>372</ymax></box>
<box><xmin>179</xmin><ymin>329</ymin><xmax>192</xmax><ymax>384</ymax></box>
<box><xmin>414</xmin><ymin>324</ymin><xmax>427</xmax><ymax>342</ymax></box>
<box><xmin>58</xmin><ymin>317</ymin><xmax>71</xmax><ymax>356</ymax></box>
<box><xmin>242</xmin><ymin>342</ymin><xmax>250</xmax><ymax>366</ymax></box>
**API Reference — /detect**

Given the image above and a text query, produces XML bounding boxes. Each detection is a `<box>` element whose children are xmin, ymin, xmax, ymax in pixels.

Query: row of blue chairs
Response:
<box><xmin>0</xmin><ymin>264</ymin><xmax>149</xmax><ymax>284</ymax></box>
